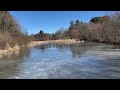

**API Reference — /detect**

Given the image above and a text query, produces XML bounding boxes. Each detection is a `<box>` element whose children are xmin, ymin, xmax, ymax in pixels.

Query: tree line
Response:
<box><xmin>31</xmin><ymin>12</ymin><xmax>120</xmax><ymax>45</ymax></box>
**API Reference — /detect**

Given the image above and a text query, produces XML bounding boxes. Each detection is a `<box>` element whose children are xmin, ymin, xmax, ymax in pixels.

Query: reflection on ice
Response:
<box><xmin>0</xmin><ymin>42</ymin><xmax>120</xmax><ymax>79</ymax></box>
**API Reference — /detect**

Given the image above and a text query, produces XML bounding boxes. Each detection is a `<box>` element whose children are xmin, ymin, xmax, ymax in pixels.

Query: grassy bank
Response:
<box><xmin>28</xmin><ymin>39</ymin><xmax>84</xmax><ymax>47</ymax></box>
<box><xmin>52</xmin><ymin>39</ymin><xmax>84</xmax><ymax>44</ymax></box>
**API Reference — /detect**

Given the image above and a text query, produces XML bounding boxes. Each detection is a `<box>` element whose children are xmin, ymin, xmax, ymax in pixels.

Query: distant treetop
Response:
<box><xmin>90</xmin><ymin>16</ymin><xmax>110</xmax><ymax>23</ymax></box>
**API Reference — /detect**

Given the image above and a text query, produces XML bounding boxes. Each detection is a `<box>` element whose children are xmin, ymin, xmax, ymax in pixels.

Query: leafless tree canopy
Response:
<box><xmin>0</xmin><ymin>11</ymin><xmax>31</xmax><ymax>50</ymax></box>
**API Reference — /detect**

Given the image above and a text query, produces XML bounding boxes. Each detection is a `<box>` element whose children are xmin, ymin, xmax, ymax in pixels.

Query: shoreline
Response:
<box><xmin>27</xmin><ymin>39</ymin><xmax>84</xmax><ymax>47</ymax></box>
<box><xmin>1</xmin><ymin>39</ymin><xmax>120</xmax><ymax>58</ymax></box>
<box><xmin>0</xmin><ymin>39</ymin><xmax>82</xmax><ymax>58</ymax></box>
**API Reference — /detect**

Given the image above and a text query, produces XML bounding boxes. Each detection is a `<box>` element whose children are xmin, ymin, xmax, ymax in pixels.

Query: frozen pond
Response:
<box><xmin>0</xmin><ymin>42</ymin><xmax>120</xmax><ymax>79</ymax></box>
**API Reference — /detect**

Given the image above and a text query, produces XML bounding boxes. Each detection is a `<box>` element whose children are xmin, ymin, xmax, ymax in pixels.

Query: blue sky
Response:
<box><xmin>10</xmin><ymin>11</ymin><xmax>115</xmax><ymax>35</ymax></box>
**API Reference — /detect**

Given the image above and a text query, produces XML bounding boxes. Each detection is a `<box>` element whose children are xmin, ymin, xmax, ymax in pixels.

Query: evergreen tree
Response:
<box><xmin>69</xmin><ymin>20</ymin><xmax>75</xmax><ymax>30</ymax></box>
<box><xmin>75</xmin><ymin>19</ymin><xmax>81</xmax><ymax>30</ymax></box>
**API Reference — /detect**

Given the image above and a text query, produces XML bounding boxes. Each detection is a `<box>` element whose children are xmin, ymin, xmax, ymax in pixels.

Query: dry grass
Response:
<box><xmin>52</xmin><ymin>39</ymin><xmax>81</xmax><ymax>44</ymax></box>
<box><xmin>28</xmin><ymin>39</ymin><xmax>84</xmax><ymax>47</ymax></box>
<box><xmin>28</xmin><ymin>41</ymin><xmax>48</xmax><ymax>47</ymax></box>
<box><xmin>0</xmin><ymin>44</ymin><xmax>20</xmax><ymax>58</ymax></box>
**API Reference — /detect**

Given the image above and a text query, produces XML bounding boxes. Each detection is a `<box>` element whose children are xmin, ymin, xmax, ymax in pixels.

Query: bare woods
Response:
<box><xmin>0</xmin><ymin>11</ymin><xmax>31</xmax><ymax>53</ymax></box>
<box><xmin>83</xmin><ymin>12</ymin><xmax>120</xmax><ymax>44</ymax></box>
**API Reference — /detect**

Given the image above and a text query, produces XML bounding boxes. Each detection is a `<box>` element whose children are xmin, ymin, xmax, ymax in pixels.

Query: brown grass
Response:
<box><xmin>0</xmin><ymin>44</ymin><xmax>20</xmax><ymax>58</ymax></box>
<box><xmin>28</xmin><ymin>39</ymin><xmax>84</xmax><ymax>47</ymax></box>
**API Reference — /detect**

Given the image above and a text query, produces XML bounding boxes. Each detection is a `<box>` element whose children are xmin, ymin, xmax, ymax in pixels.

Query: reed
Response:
<box><xmin>0</xmin><ymin>44</ymin><xmax>20</xmax><ymax>58</ymax></box>
<box><xmin>28</xmin><ymin>39</ymin><xmax>84</xmax><ymax>47</ymax></box>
